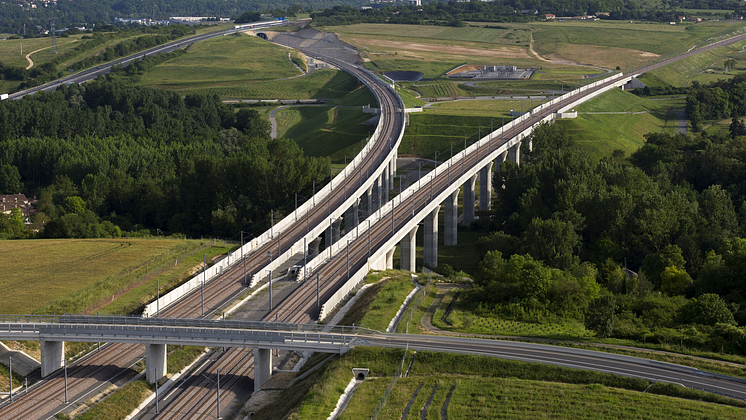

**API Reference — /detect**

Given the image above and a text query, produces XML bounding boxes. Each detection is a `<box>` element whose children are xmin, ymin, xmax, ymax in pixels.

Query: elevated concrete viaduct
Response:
<box><xmin>305</xmin><ymin>73</ymin><xmax>639</xmax><ymax>324</ymax></box>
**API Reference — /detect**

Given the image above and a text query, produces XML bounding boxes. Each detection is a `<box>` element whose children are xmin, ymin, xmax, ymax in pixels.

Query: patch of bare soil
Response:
<box><xmin>353</xmin><ymin>37</ymin><xmax>530</xmax><ymax>59</ymax></box>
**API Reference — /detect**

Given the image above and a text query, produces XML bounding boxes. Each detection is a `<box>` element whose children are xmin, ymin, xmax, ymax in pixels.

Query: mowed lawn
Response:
<box><xmin>0</xmin><ymin>239</ymin><xmax>187</xmax><ymax>314</ymax></box>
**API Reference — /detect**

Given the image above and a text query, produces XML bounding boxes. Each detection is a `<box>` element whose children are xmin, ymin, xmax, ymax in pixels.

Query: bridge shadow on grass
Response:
<box><xmin>312</xmin><ymin>71</ymin><xmax>361</xmax><ymax>101</ymax></box>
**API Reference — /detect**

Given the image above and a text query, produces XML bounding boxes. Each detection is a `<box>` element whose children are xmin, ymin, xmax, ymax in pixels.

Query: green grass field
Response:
<box><xmin>0</xmin><ymin>238</ymin><xmax>227</xmax><ymax>315</ymax></box>
<box><xmin>339</xmin><ymin>271</ymin><xmax>417</xmax><ymax>331</ymax></box>
<box><xmin>344</xmin><ymin>375</ymin><xmax>746</xmax><ymax>419</ymax></box>
<box><xmin>138</xmin><ymin>34</ymin><xmax>299</xmax><ymax>90</ymax></box>
<box><xmin>135</xmin><ymin>33</ymin><xmax>377</xmax><ymax>101</ymax></box>
<box><xmin>258</xmin><ymin>347</ymin><xmax>746</xmax><ymax>420</ymax></box>
<box><xmin>400</xmin><ymin>112</ymin><xmax>510</xmax><ymax>157</ymax></box>
<box><xmin>281</xmin><ymin>105</ymin><xmax>373</xmax><ymax>162</ymax></box>
<box><xmin>0</xmin><ymin>36</ymin><xmax>83</xmax><ymax>69</ymax></box>
<box><xmin>640</xmin><ymin>38</ymin><xmax>746</xmax><ymax>86</ymax></box>
<box><xmin>557</xmin><ymin>88</ymin><xmax>684</xmax><ymax>158</ymax></box>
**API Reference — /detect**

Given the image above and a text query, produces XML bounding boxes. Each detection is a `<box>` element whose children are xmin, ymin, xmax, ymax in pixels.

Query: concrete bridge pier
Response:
<box><xmin>332</xmin><ymin>218</ymin><xmax>342</xmax><ymax>243</ymax></box>
<box><xmin>254</xmin><ymin>348</ymin><xmax>272</xmax><ymax>393</ymax></box>
<box><xmin>344</xmin><ymin>200</ymin><xmax>359</xmax><ymax>234</ymax></box>
<box><xmin>381</xmin><ymin>170</ymin><xmax>389</xmax><ymax>204</ymax></box>
<box><xmin>424</xmin><ymin>205</ymin><xmax>440</xmax><ymax>268</ymax></box>
<box><xmin>308</xmin><ymin>237</ymin><xmax>322</xmax><ymax>258</ymax></box>
<box><xmin>445</xmin><ymin>189</ymin><xmax>459</xmax><ymax>246</ymax></box>
<box><xmin>494</xmin><ymin>151</ymin><xmax>509</xmax><ymax>190</ymax></box>
<box><xmin>360</xmin><ymin>188</ymin><xmax>371</xmax><ymax>218</ymax></box>
<box><xmin>479</xmin><ymin>162</ymin><xmax>494</xmax><ymax>211</ymax></box>
<box><xmin>325</xmin><ymin>218</ymin><xmax>342</xmax><ymax>248</ymax></box>
<box><xmin>386</xmin><ymin>248</ymin><xmax>395</xmax><ymax>270</ymax></box>
<box><xmin>371</xmin><ymin>177</ymin><xmax>381</xmax><ymax>213</ymax></box>
<box><xmin>40</xmin><ymin>340</ymin><xmax>64</xmax><ymax>378</ymax></box>
<box><xmin>400</xmin><ymin>225</ymin><xmax>418</xmax><ymax>272</ymax></box>
<box><xmin>389</xmin><ymin>156</ymin><xmax>396</xmax><ymax>190</ymax></box>
<box><xmin>145</xmin><ymin>343</ymin><xmax>166</xmax><ymax>384</ymax></box>
<box><xmin>462</xmin><ymin>175</ymin><xmax>477</xmax><ymax>227</ymax></box>
<box><xmin>510</xmin><ymin>141</ymin><xmax>521</xmax><ymax>165</ymax></box>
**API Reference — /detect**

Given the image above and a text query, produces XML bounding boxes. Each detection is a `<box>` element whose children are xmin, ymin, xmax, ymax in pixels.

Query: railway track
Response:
<box><xmin>0</xmin><ymin>46</ymin><xmax>404</xmax><ymax>420</ymax></box>
<box><xmin>4</xmin><ymin>29</ymin><xmax>746</xmax><ymax>420</ymax></box>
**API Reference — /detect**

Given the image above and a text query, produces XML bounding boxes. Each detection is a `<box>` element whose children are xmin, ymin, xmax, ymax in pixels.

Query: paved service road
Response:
<box><xmin>370</xmin><ymin>334</ymin><xmax>746</xmax><ymax>401</ymax></box>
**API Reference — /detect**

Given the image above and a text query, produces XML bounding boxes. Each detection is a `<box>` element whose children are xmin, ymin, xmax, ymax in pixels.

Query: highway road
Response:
<box><xmin>6</xmin><ymin>22</ymin><xmax>283</xmax><ymax>100</ymax></box>
<box><xmin>3</xmin><ymin>26</ymin><xmax>746</xmax><ymax>420</ymax></box>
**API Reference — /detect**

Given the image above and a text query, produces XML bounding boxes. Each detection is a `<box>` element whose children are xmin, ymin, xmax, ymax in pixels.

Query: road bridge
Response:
<box><xmin>2</xmin><ymin>316</ymin><xmax>746</xmax><ymax>401</ymax></box>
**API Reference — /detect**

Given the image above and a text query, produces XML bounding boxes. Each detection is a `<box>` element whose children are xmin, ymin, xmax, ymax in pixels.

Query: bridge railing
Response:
<box><xmin>0</xmin><ymin>314</ymin><xmax>381</xmax><ymax>337</ymax></box>
<box><xmin>311</xmin><ymin>72</ymin><xmax>633</xmax><ymax>317</ymax></box>
<box><xmin>144</xmin><ymin>58</ymin><xmax>405</xmax><ymax>316</ymax></box>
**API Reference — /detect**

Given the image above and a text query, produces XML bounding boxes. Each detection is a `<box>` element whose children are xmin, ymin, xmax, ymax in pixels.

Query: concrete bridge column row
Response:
<box><xmin>398</xmin><ymin>141</ymin><xmax>522</xmax><ymax>272</ymax></box>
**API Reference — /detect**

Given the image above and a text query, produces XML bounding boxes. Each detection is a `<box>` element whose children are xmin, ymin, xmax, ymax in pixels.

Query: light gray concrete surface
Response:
<box><xmin>0</xmin><ymin>342</ymin><xmax>39</xmax><ymax>377</ymax></box>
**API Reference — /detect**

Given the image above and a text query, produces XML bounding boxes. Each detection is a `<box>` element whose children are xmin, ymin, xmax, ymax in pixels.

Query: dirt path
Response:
<box><xmin>528</xmin><ymin>31</ymin><xmax>551</xmax><ymax>63</ymax></box>
<box><xmin>25</xmin><ymin>46</ymin><xmax>50</xmax><ymax>70</ymax></box>
<box><xmin>529</xmin><ymin>30</ymin><xmax>612</xmax><ymax>76</ymax></box>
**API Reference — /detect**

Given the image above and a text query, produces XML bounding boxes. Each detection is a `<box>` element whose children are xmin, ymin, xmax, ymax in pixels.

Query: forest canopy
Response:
<box><xmin>0</xmin><ymin>79</ymin><xmax>330</xmax><ymax>239</ymax></box>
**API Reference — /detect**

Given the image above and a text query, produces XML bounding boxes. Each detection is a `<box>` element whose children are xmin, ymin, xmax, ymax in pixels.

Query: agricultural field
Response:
<box><xmin>325</xmin><ymin>20</ymin><xmax>746</xmax><ymax>83</ymax></box>
<box><xmin>0</xmin><ymin>238</ymin><xmax>225</xmax><ymax>315</ymax></box>
<box><xmin>279</xmin><ymin>105</ymin><xmax>374</xmax><ymax>162</ymax></box>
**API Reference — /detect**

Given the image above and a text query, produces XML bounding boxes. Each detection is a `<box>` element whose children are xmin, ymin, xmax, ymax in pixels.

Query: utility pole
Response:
<box><xmin>154</xmin><ymin>368</ymin><xmax>159</xmax><ymax>413</ymax></box>
<box><xmin>8</xmin><ymin>356</ymin><xmax>11</xmax><ymax>402</ymax></box>
<box><xmin>201</xmin><ymin>253</ymin><xmax>205</xmax><ymax>316</ymax></box>
<box><xmin>64</xmin><ymin>358</ymin><xmax>68</xmax><ymax>403</ymax></box>
<box><xmin>241</xmin><ymin>231</ymin><xmax>246</xmax><ymax>286</ymax></box>
<box><xmin>216</xmin><ymin>368</ymin><xmax>221</xmax><ymax>419</ymax></box>
<box><xmin>316</xmin><ymin>273</ymin><xmax>320</xmax><ymax>318</ymax></box>
<box><xmin>368</xmin><ymin>218</ymin><xmax>370</xmax><ymax>259</ymax></box>
<box><xmin>51</xmin><ymin>22</ymin><xmax>57</xmax><ymax>54</ymax></box>
<box><xmin>156</xmin><ymin>278</ymin><xmax>160</xmax><ymax>317</ymax></box>
<box><xmin>267</xmin><ymin>250</ymin><xmax>273</xmax><ymax>311</ymax></box>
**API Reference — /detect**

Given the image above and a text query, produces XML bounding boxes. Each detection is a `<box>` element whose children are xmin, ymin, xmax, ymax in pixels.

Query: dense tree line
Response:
<box><xmin>0</xmin><ymin>0</ymin><xmax>356</xmax><ymax>34</ymax></box>
<box><xmin>463</xmin><ymin>119</ymin><xmax>746</xmax><ymax>355</ymax></box>
<box><xmin>0</xmin><ymin>79</ymin><xmax>330</xmax><ymax>239</ymax></box>
<box><xmin>310</xmin><ymin>0</ymin><xmax>729</xmax><ymax>27</ymax></box>
<box><xmin>686</xmin><ymin>75</ymin><xmax>746</xmax><ymax>131</ymax></box>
